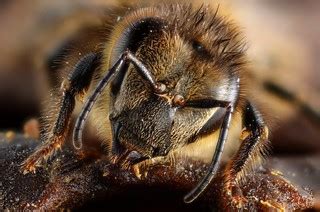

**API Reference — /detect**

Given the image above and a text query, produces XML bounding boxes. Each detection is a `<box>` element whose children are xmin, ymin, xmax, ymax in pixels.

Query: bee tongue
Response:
<box><xmin>111</xmin><ymin>147</ymin><xmax>149</xmax><ymax>167</ymax></box>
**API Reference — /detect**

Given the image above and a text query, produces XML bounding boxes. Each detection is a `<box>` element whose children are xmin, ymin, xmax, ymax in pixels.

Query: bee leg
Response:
<box><xmin>221</xmin><ymin>101</ymin><xmax>269</xmax><ymax>209</ymax></box>
<box><xmin>264</xmin><ymin>81</ymin><xmax>320</xmax><ymax>124</ymax></box>
<box><xmin>131</xmin><ymin>155</ymin><xmax>170</xmax><ymax>179</ymax></box>
<box><xmin>21</xmin><ymin>53</ymin><xmax>100</xmax><ymax>174</ymax></box>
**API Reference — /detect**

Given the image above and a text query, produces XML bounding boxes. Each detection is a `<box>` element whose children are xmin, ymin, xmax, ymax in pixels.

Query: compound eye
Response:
<box><xmin>173</xmin><ymin>94</ymin><xmax>186</xmax><ymax>107</ymax></box>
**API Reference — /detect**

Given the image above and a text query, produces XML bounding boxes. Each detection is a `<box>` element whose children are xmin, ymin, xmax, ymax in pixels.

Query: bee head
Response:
<box><xmin>105</xmin><ymin>4</ymin><xmax>245</xmax><ymax>164</ymax></box>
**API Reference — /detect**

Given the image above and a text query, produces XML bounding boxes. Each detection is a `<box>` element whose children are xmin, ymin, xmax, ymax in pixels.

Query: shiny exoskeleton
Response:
<box><xmin>22</xmin><ymin>4</ymin><xmax>269</xmax><ymax>207</ymax></box>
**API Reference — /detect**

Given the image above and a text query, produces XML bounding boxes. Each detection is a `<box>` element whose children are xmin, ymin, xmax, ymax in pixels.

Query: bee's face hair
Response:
<box><xmin>106</xmin><ymin>4</ymin><xmax>245</xmax><ymax>159</ymax></box>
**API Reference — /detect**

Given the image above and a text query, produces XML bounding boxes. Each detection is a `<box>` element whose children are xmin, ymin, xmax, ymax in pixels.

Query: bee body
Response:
<box><xmin>23</xmin><ymin>3</ymin><xmax>269</xmax><ymax>207</ymax></box>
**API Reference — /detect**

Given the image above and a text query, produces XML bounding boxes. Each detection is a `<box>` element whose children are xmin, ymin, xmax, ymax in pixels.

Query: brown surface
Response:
<box><xmin>0</xmin><ymin>134</ymin><xmax>315</xmax><ymax>211</ymax></box>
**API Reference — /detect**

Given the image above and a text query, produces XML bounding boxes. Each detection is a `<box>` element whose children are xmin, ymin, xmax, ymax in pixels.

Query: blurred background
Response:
<box><xmin>0</xmin><ymin>0</ymin><xmax>319</xmax><ymax>208</ymax></box>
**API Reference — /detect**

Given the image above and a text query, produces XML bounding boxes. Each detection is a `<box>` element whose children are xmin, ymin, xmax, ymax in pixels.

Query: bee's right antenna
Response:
<box><xmin>73</xmin><ymin>50</ymin><xmax>166</xmax><ymax>150</ymax></box>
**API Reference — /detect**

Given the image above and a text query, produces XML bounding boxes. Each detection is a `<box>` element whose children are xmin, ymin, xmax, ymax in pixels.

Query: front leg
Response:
<box><xmin>222</xmin><ymin>101</ymin><xmax>269</xmax><ymax>209</ymax></box>
<box><xmin>21</xmin><ymin>53</ymin><xmax>100</xmax><ymax>173</ymax></box>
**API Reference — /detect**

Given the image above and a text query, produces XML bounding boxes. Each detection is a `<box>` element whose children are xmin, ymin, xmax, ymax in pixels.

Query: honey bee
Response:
<box><xmin>22</xmin><ymin>3</ymin><xmax>270</xmax><ymax>208</ymax></box>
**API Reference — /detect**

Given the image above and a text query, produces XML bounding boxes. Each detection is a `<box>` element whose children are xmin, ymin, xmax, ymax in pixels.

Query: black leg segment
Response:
<box><xmin>228</xmin><ymin>101</ymin><xmax>268</xmax><ymax>177</ymax></box>
<box><xmin>221</xmin><ymin>100</ymin><xmax>269</xmax><ymax>207</ymax></box>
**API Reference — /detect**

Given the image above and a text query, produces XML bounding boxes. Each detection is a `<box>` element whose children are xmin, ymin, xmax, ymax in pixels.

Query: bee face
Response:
<box><xmin>107</xmin><ymin>5</ymin><xmax>244</xmax><ymax>161</ymax></box>
<box><xmin>22</xmin><ymin>3</ymin><xmax>273</xmax><ymax>206</ymax></box>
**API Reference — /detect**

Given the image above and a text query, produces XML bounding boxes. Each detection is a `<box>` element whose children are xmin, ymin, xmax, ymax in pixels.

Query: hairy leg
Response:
<box><xmin>21</xmin><ymin>53</ymin><xmax>100</xmax><ymax>173</ymax></box>
<box><xmin>222</xmin><ymin>101</ymin><xmax>269</xmax><ymax>208</ymax></box>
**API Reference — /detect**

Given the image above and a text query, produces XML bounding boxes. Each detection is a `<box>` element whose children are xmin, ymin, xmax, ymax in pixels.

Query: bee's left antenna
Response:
<box><xmin>73</xmin><ymin>50</ymin><xmax>166</xmax><ymax>149</ymax></box>
<box><xmin>72</xmin><ymin>53</ymin><xmax>126</xmax><ymax>149</ymax></box>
